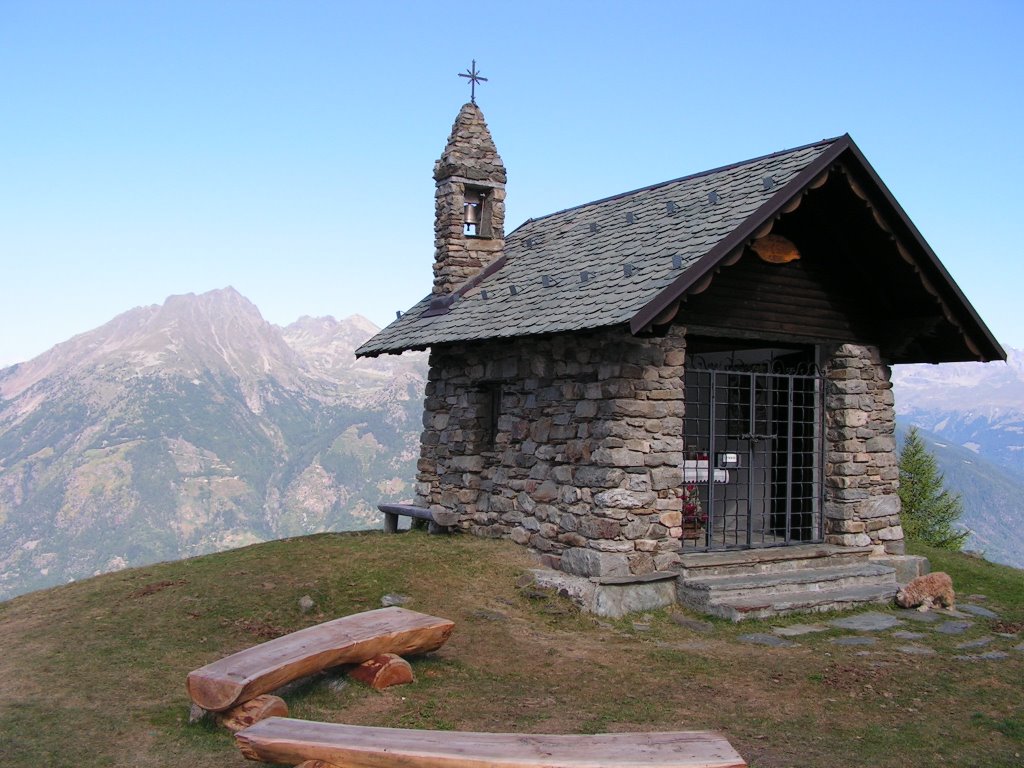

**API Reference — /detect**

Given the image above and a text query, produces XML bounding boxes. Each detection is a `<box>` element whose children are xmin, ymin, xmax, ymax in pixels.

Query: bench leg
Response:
<box><xmin>383</xmin><ymin>512</ymin><xmax>399</xmax><ymax>534</ymax></box>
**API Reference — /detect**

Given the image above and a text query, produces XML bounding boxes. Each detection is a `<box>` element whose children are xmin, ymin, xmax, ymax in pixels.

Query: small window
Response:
<box><xmin>480</xmin><ymin>382</ymin><xmax>502</xmax><ymax>449</ymax></box>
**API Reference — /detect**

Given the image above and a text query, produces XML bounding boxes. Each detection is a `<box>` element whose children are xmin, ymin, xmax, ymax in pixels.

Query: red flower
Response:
<box><xmin>680</xmin><ymin>484</ymin><xmax>707</xmax><ymax>525</ymax></box>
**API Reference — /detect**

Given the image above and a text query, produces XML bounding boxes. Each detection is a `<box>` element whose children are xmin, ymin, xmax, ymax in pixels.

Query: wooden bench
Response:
<box><xmin>379</xmin><ymin>503</ymin><xmax>459</xmax><ymax>535</ymax></box>
<box><xmin>236</xmin><ymin>718</ymin><xmax>747</xmax><ymax>768</ymax></box>
<box><xmin>187</xmin><ymin>607</ymin><xmax>454</xmax><ymax>712</ymax></box>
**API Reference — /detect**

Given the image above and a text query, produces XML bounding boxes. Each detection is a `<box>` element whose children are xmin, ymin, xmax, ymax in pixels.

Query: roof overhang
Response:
<box><xmin>629</xmin><ymin>135</ymin><xmax>1006</xmax><ymax>364</ymax></box>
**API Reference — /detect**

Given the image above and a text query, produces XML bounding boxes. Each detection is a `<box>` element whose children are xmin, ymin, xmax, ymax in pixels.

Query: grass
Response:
<box><xmin>0</xmin><ymin>531</ymin><xmax>1021</xmax><ymax>767</ymax></box>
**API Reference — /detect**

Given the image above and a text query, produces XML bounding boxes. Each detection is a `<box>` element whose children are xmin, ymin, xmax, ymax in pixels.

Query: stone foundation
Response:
<box><xmin>823</xmin><ymin>344</ymin><xmax>904</xmax><ymax>553</ymax></box>
<box><xmin>528</xmin><ymin>569</ymin><xmax>678</xmax><ymax>618</ymax></box>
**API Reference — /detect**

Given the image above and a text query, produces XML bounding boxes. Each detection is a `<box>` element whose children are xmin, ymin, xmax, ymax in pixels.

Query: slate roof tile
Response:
<box><xmin>357</xmin><ymin>139</ymin><xmax>837</xmax><ymax>357</ymax></box>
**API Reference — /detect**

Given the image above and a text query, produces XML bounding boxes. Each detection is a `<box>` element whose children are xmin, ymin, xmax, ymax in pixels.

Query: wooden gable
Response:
<box><xmin>638</xmin><ymin>141</ymin><xmax>1004</xmax><ymax>364</ymax></box>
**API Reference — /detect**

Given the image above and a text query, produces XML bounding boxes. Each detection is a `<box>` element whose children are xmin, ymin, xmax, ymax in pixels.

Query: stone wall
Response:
<box><xmin>415</xmin><ymin>326</ymin><xmax>688</xmax><ymax>577</ymax></box>
<box><xmin>823</xmin><ymin>343</ymin><xmax>904</xmax><ymax>553</ymax></box>
<box><xmin>415</xmin><ymin>334</ymin><xmax>904</xmax><ymax>573</ymax></box>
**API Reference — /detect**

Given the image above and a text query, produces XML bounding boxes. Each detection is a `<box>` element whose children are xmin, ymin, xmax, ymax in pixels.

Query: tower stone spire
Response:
<box><xmin>431</xmin><ymin>102</ymin><xmax>506</xmax><ymax>296</ymax></box>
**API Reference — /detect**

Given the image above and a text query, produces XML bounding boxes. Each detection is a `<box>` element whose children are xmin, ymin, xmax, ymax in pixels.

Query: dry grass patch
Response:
<box><xmin>0</xmin><ymin>532</ymin><xmax>1021</xmax><ymax>767</ymax></box>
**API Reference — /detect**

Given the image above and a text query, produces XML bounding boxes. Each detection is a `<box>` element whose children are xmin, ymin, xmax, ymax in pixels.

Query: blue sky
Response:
<box><xmin>1</xmin><ymin>1</ymin><xmax>1022</xmax><ymax>366</ymax></box>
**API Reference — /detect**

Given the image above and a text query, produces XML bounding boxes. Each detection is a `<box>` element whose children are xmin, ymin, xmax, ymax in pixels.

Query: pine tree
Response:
<box><xmin>898</xmin><ymin>427</ymin><xmax>969</xmax><ymax>550</ymax></box>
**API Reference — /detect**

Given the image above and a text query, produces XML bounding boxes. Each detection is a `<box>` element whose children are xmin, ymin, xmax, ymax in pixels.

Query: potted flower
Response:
<box><xmin>680</xmin><ymin>483</ymin><xmax>707</xmax><ymax>540</ymax></box>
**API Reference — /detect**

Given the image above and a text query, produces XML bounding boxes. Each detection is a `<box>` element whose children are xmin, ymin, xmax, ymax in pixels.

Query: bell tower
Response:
<box><xmin>432</xmin><ymin>97</ymin><xmax>506</xmax><ymax>296</ymax></box>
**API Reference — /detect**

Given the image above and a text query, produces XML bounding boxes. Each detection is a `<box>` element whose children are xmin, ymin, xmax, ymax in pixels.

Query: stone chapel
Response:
<box><xmin>357</xmin><ymin>99</ymin><xmax>1004</xmax><ymax>617</ymax></box>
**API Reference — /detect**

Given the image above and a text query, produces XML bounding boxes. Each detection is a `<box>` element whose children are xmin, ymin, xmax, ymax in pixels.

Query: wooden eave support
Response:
<box><xmin>833</xmin><ymin>148</ymin><xmax>1004</xmax><ymax>362</ymax></box>
<box><xmin>838</xmin><ymin>164</ymin><xmax>979</xmax><ymax>357</ymax></box>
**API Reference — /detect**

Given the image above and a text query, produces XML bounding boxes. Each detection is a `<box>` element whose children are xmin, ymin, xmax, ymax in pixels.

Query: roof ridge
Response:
<box><xmin>507</xmin><ymin>136</ymin><xmax>842</xmax><ymax>237</ymax></box>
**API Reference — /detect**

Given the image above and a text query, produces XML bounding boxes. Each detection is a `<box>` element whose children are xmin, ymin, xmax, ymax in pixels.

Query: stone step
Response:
<box><xmin>677</xmin><ymin>544</ymin><xmax>875</xmax><ymax>578</ymax></box>
<box><xmin>704</xmin><ymin>583</ymin><xmax>899</xmax><ymax>622</ymax></box>
<box><xmin>677</xmin><ymin>562</ymin><xmax>896</xmax><ymax>609</ymax></box>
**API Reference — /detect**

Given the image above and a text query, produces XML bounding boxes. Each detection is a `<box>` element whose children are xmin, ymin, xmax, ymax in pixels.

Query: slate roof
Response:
<box><xmin>356</xmin><ymin>135</ymin><xmax>1004</xmax><ymax>362</ymax></box>
<box><xmin>358</xmin><ymin>139</ymin><xmax>837</xmax><ymax>357</ymax></box>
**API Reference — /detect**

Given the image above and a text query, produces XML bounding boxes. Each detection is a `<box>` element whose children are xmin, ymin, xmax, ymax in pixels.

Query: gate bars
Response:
<box><xmin>681</xmin><ymin>361</ymin><xmax>824</xmax><ymax>551</ymax></box>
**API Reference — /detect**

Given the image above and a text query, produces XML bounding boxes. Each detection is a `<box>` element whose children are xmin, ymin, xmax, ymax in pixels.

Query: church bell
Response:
<box><xmin>463</xmin><ymin>190</ymin><xmax>484</xmax><ymax>231</ymax></box>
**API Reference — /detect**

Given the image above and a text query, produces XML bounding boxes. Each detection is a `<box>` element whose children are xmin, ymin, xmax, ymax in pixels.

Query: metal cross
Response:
<box><xmin>459</xmin><ymin>60</ymin><xmax>488</xmax><ymax>104</ymax></box>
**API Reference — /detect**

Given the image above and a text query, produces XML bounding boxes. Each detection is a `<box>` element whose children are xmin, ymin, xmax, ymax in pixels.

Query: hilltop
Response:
<box><xmin>0</xmin><ymin>532</ymin><xmax>1021</xmax><ymax>767</ymax></box>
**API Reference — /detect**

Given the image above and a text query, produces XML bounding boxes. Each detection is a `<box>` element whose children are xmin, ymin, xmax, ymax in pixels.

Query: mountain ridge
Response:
<box><xmin>892</xmin><ymin>347</ymin><xmax>1024</xmax><ymax>567</ymax></box>
<box><xmin>0</xmin><ymin>288</ymin><xmax>427</xmax><ymax>600</ymax></box>
<box><xmin>892</xmin><ymin>348</ymin><xmax>1024</xmax><ymax>475</ymax></box>
<box><xmin>1</xmin><ymin>287</ymin><xmax>311</xmax><ymax>404</ymax></box>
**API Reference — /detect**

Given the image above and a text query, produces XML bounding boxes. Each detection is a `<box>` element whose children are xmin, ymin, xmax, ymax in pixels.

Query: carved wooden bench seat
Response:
<box><xmin>186</xmin><ymin>607</ymin><xmax>455</xmax><ymax>713</ymax></box>
<box><xmin>378</xmin><ymin>503</ymin><xmax>459</xmax><ymax>534</ymax></box>
<box><xmin>236</xmin><ymin>718</ymin><xmax>748</xmax><ymax>768</ymax></box>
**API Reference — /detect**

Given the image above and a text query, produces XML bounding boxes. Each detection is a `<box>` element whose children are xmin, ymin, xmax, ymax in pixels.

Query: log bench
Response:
<box><xmin>378</xmin><ymin>503</ymin><xmax>459</xmax><ymax>535</ymax></box>
<box><xmin>236</xmin><ymin>718</ymin><xmax>747</xmax><ymax>768</ymax></box>
<box><xmin>187</xmin><ymin>607</ymin><xmax>455</xmax><ymax>713</ymax></box>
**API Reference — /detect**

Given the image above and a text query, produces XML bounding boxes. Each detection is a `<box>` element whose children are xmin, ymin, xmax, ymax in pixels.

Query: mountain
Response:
<box><xmin>0</xmin><ymin>288</ymin><xmax>427</xmax><ymax>600</ymax></box>
<box><xmin>896</xmin><ymin>423</ymin><xmax>1024</xmax><ymax>568</ymax></box>
<box><xmin>892</xmin><ymin>348</ymin><xmax>1024</xmax><ymax>475</ymax></box>
<box><xmin>892</xmin><ymin>347</ymin><xmax>1024</xmax><ymax>568</ymax></box>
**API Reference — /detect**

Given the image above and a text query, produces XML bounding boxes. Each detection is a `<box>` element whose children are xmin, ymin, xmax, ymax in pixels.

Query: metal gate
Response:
<box><xmin>681</xmin><ymin>361</ymin><xmax>824</xmax><ymax>551</ymax></box>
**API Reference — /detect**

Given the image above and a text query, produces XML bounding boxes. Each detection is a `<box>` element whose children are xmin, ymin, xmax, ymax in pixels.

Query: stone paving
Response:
<box><xmin>831</xmin><ymin>636</ymin><xmax>878</xmax><ymax>646</ymax></box>
<box><xmin>955</xmin><ymin>651</ymin><xmax>1010</xmax><ymax>661</ymax></box>
<box><xmin>737</xmin><ymin>598</ymin><xmax>1018</xmax><ymax>662</ymax></box>
<box><xmin>773</xmin><ymin>623</ymin><xmax>829</xmax><ymax>637</ymax></box>
<box><xmin>661</xmin><ymin>593</ymin><xmax>1020</xmax><ymax>663</ymax></box>
<box><xmin>891</xmin><ymin>631</ymin><xmax>928</xmax><ymax>640</ymax></box>
<box><xmin>934</xmin><ymin>620</ymin><xmax>974</xmax><ymax>635</ymax></box>
<box><xmin>828</xmin><ymin>611</ymin><xmax>903</xmax><ymax>631</ymax></box>
<box><xmin>955</xmin><ymin>636</ymin><xmax>994</xmax><ymax>649</ymax></box>
<box><xmin>960</xmin><ymin>603</ymin><xmax>999</xmax><ymax>619</ymax></box>
<box><xmin>738</xmin><ymin>633</ymin><xmax>798</xmax><ymax>648</ymax></box>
